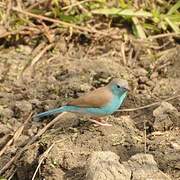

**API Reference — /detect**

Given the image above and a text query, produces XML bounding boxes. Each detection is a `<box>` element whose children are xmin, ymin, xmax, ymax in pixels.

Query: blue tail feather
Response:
<box><xmin>35</xmin><ymin>106</ymin><xmax>66</xmax><ymax>119</ymax></box>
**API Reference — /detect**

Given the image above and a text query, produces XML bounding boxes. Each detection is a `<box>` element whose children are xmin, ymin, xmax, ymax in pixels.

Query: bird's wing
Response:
<box><xmin>66</xmin><ymin>87</ymin><xmax>113</xmax><ymax>108</ymax></box>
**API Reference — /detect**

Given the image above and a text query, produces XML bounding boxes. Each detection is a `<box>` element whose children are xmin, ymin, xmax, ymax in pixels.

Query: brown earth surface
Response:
<box><xmin>0</xmin><ymin>36</ymin><xmax>180</xmax><ymax>180</ymax></box>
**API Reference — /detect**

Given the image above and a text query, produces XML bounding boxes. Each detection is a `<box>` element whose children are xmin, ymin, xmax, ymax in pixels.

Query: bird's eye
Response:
<box><xmin>117</xmin><ymin>85</ymin><xmax>120</xmax><ymax>88</ymax></box>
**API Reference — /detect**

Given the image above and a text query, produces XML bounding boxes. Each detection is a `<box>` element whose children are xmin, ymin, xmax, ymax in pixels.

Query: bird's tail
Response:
<box><xmin>34</xmin><ymin>106</ymin><xmax>66</xmax><ymax>119</ymax></box>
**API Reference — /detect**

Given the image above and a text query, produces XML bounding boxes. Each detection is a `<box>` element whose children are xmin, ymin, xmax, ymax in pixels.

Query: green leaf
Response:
<box><xmin>92</xmin><ymin>8</ymin><xmax>122</xmax><ymax>15</ymax></box>
<box><xmin>164</xmin><ymin>17</ymin><xmax>180</xmax><ymax>33</ymax></box>
<box><xmin>143</xmin><ymin>23</ymin><xmax>160</xmax><ymax>32</ymax></box>
<box><xmin>92</xmin><ymin>8</ymin><xmax>152</xmax><ymax>17</ymax></box>
<box><xmin>167</xmin><ymin>14</ymin><xmax>180</xmax><ymax>22</ymax></box>
<box><xmin>58</xmin><ymin>13</ymin><xmax>91</xmax><ymax>24</ymax></box>
<box><xmin>0</xmin><ymin>177</ymin><xmax>7</xmax><ymax>180</ymax></box>
<box><xmin>152</xmin><ymin>8</ymin><xmax>160</xmax><ymax>23</ymax></box>
<box><xmin>118</xmin><ymin>0</ymin><xmax>128</xmax><ymax>8</ymax></box>
<box><xmin>132</xmin><ymin>17</ymin><xmax>146</xmax><ymax>38</ymax></box>
<box><xmin>167</xmin><ymin>1</ymin><xmax>180</xmax><ymax>15</ymax></box>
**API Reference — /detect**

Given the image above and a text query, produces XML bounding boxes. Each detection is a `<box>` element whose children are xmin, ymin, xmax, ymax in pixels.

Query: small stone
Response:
<box><xmin>0</xmin><ymin>124</ymin><xmax>11</xmax><ymax>135</ymax></box>
<box><xmin>138</xmin><ymin>76</ymin><xmax>148</xmax><ymax>84</ymax></box>
<box><xmin>14</xmin><ymin>100</ymin><xmax>32</xmax><ymax>113</ymax></box>
<box><xmin>27</xmin><ymin>124</ymin><xmax>38</xmax><ymax>136</ymax></box>
<box><xmin>15</xmin><ymin>135</ymin><xmax>29</xmax><ymax>147</ymax></box>
<box><xmin>175</xmin><ymin>161</ymin><xmax>180</xmax><ymax>169</ymax></box>
<box><xmin>134</xmin><ymin>68</ymin><xmax>148</xmax><ymax>77</ymax></box>
<box><xmin>138</xmin><ymin>84</ymin><xmax>146</xmax><ymax>90</ymax></box>
<box><xmin>0</xmin><ymin>25</ymin><xmax>7</xmax><ymax>35</ymax></box>
<box><xmin>0</xmin><ymin>106</ymin><xmax>13</xmax><ymax>118</ymax></box>
<box><xmin>86</xmin><ymin>151</ymin><xmax>131</xmax><ymax>180</ymax></box>
<box><xmin>150</xmin><ymin>72</ymin><xmax>159</xmax><ymax>80</ymax></box>
<box><xmin>80</xmin><ymin>83</ymin><xmax>91</xmax><ymax>92</ymax></box>
<box><xmin>18</xmin><ymin>45</ymin><xmax>32</xmax><ymax>55</ymax></box>
<box><xmin>153</xmin><ymin>102</ymin><xmax>180</xmax><ymax>131</ymax></box>
<box><xmin>146</xmin><ymin>80</ymin><xmax>155</xmax><ymax>87</ymax></box>
<box><xmin>170</xmin><ymin>142</ymin><xmax>180</xmax><ymax>151</ymax></box>
<box><xmin>30</xmin><ymin>99</ymin><xmax>41</xmax><ymax>106</ymax></box>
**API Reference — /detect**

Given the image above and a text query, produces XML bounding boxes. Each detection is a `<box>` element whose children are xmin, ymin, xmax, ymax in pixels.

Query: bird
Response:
<box><xmin>34</xmin><ymin>78</ymin><xmax>129</xmax><ymax>126</ymax></box>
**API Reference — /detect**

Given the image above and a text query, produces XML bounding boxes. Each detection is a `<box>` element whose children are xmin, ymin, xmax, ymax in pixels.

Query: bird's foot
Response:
<box><xmin>89</xmin><ymin>117</ymin><xmax>112</xmax><ymax>127</ymax></box>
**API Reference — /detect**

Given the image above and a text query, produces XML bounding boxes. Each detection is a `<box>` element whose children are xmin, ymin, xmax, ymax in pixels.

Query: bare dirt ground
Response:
<box><xmin>0</xmin><ymin>35</ymin><xmax>180</xmax><ymax>180</ymax></box>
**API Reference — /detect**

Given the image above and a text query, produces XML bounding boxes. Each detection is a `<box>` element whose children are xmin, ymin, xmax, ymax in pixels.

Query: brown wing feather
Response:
<box><xmin>66</xmin><ymin>87</ymin><xmax>113</xmax><ymax>108</ymax></box>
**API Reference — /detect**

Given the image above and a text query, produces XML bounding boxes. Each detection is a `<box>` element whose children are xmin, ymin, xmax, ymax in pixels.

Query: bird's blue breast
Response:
<box><xmin>64</xmin><ymin>91</ymin><xmax>127</xmax><ymax>116</ymax></box>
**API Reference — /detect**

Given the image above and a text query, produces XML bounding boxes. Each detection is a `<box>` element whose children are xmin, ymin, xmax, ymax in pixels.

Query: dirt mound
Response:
<box><xmin>0</xmin><ymin>42</ymin><xmax>180</xmax><ymax>179</ymax></box>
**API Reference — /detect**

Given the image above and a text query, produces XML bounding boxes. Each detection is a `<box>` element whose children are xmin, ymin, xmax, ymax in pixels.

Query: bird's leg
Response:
<box><xmin>89</xmin><ymin>117</ymin><xmax>112</xmax><ymax>127</ymax></box>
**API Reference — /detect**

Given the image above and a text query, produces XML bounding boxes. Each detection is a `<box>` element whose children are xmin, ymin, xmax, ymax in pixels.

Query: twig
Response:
<box><xmin>8</xmin><ymin>169</ymin><xmax>16</xmax><ymax>180</ymax></box>
<box><xmin>0</xmin><ymin>27</ymin><xmax>41</xmax><ymax>39</ymax></box>
<box><xmin>132</xmin><ymin>17</ymin><xmax>146</xmax><ymax>39</ymax></box>
<box><xmin>121</xmin><ymin>42</ymin><xmax>127</xmax><ymax>65</ymax></box>
<box><xmin>148</xmin><ymin>32</ymin><xmax>180</xmax><ymax>39</ymax></box>
<box><xmin>144</xmin><ymin>121</ymin><xmax>147</xmax><ymax>154</ymax></box>
<box><xmin>20</xmin><ymin>43</ymin><xmax>54</xmax><ymax>81</ymax></box>
<box><xmin>62</xmin><ymin>0</ymin><xmax>92</xmax><ymax>10</ymax></box>
<box><xmin>16</xmin><ymin>0</ymin><xmax>22</xmax><ymax>10</ymax></box>
<box><xmin>3</xmin><ymin>0</ymin><xmax>12</xmax><ymax>27</ymax></box>
<box><xmin>41</xmin><ymin>21</ymin><xmax>54</xmax><ymax>43</ymax></box>
<box><xmin>30</xmin><ymin>43</ymin><xmax>54</xmax><ymax>67</ymax></box>
<box><xmin>118</xmin><ymin>94</ymin><xmax>180</xmax><ymax>112</ymax></box>
<box><xmin>0</xmin><ymin>3</ymin><xmax>123</xmax><ymax>40</ymax></box>
<box><xmin>0</xmin><ymin>112</ymin><xmax>32</xmax><ymax>157</ymax></box>
<box><xmin>28</xmin><ymin>112</ymin><xmax>67</xmax><ymax>146</ymax></box>
<box><xmin>11</xmin><ymin>7</ymin><xmax>94</xmax><ymax>33</ymax></box>
<box><xmin>0</xmin><ymin>112</ymin><xmax>67</xmax><ymax>175</ymax></box>
<box><xmin>31</xmin><ymin>143</ymin><xmax>55</xmax><ymax>180</ymax></box>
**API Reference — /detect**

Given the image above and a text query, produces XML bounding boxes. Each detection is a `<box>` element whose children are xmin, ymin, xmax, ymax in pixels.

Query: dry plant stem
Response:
<box><xmin>0</xmin><ymin>112</ymin><xmax>67</xmax><ymax>175</ymax></box>
<box><xmin>31</xmin><ymin>143</ymin><xmax>55</xmax><ymax>180</ymax></box>
<box><xmin>132</xmin><ymin>17</ymin><xmax>146</xmax><ymax>39</ymax></box>
<box><xmin>121</xmin><ymin>42</ymin><xmax>127</xmax><ymax>65</ymax></box>
<box><xmin>62</xmin><ymin>0</ymin><xmax>92</xmax><ymax>10</ymax></box>
<box><xmin>16</xmin><ymin>0</ymin><xmax>22</xmax><ymax>10</ymax></box>
<box><xmin>3</xmin><ymin>0</ymin><xmax>12</xmax><ymax>26</ymax></box>
<box><xmin>148</xmin><ymin>32</ymin><xmax>180</xmax><ymax>39</ymax></box>
<box><xmin>0</xmin><ymin>112</ymin><xmax>33</xmax><ymax>157</ymax></box>
<box><xmin>0</xmin><ymin>155</ymin><xmax>17</xmax><ymax>175</ymax></box>
<box><xmin>12</xmin><ymin>7</ymin><xmax>94</xmax><ymax>33</ymax></box>
<box><xmin>144</xmin><ymin>121</ymin><xmax>147</xmax><ymax>154</ymax></box>
<box><xmin>0</xmin><ymin>27</ymin><xmax>41</xmax><ymax>38</ymax></box>
<box><xmin>0</xmin><ymin>3</ymin><xmax>122</xmax><ymax>39</ymax></box>
<box><xmin>31</xmin><ymin>41</ymin><xmax>46</xmax><ymax>56</ymax></box>
<box><xmin>30</xmin><ymin>43</ymin><xmax>54</xmax><ymax>67</ymax></box>
<box><xmin>41</xmin><ymin>21</ymin><xmax>54</xmax><ymax>43</ymax></box>
<box><xmin>28</xmin><ymin>113</ymin><xmax>67</xmax><ymax>146</ymax></box>
<box><xmin>118</xmin><ymin>94</ymin><xmax>180</xmax><ymax>112</ymax></box>
<box><xmin>7</xmin><ymin>169</ymin><xmax>16</xmax><ymax>180</ymax></box>
<box><xmin>20</xmin><ymin>43</ymin><xmax>53</xmax><ymax>81</ymax></box>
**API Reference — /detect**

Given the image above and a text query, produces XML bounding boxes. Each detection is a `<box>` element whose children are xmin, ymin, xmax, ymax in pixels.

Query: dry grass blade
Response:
<box><xmin>30</xmin><ymin>43</ymin><xmax>54</xmax><ymax>67</ymax></box>
<box><xmin>31</xmin><ymin>143</ymin><xmax>55</xmax><ymax>180</ymax></box>
<box><xmin>41</xmin><ymin>22</ymin><xmax>54</xmax><ymax>43</ymax></box>
<box><xmin>28</xmin><ymin>112</ymin><xmax>67</xmax><ymax>146</ymax></box>
<box><xmin>132</xmin><ymin>17</ymin><xmax>146</xmax><ymax>39</ymax></box>
<box><xmin>3</xmin><ymin>0</ymin><xmax>12</xmax><ymax>26</ymax></box>
<box><xmin>148</xmin><ymin>32</ymin><xmax>180</xmax><ymax>39</ymax></box>
<box><xmin>121</xmin><ymin>42</ymin><xmax>126</xmax><ymax>65</ymax></box>
<box><xmin>118</xmin><ymin>94</ymin><xmax>180</xmax><ymax>112</ymax></box>
<box><xmin>0</xmin><ymin>3</ymin><xmax>121</xmax><ymax>39</ymax></box>
<box><xmin>143</xmin><ymin>121</ymin><xmax>147</xmax><ymax>154</ymax></box>
<box><xmin>62</xmin><ymin>0</ymin><xmax>92</xmax><ymax>10</ymax></box>
<box><xmin>20</xmin><ymin>43</ymin><xmax>54</xmax><ymax>81</ymax></box>
<box><xmin>12</xmin><ymin>7</ymin><xmax>93</xmax><ymax>33</ymax></box>
<box><xmin>0</xmin><ymin>112</ymin><xmax>67</xmax><ymax>175</ymax></box>
<box><xmin>0</xmin><ymin>112</ymin><xmax>33</xmax><ymax>157</ymax></box>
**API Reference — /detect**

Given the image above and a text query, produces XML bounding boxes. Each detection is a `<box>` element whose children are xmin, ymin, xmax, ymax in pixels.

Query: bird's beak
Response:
<box><xmin>124</xmin><ymin>85</ymin><xmax>130</xmax><ymax>91</ymax></box>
